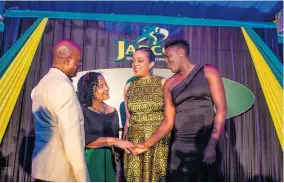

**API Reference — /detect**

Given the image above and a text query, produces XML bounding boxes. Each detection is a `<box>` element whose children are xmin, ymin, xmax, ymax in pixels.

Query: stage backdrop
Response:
<box><xmin>71</xmin><ymin>68</ymin><xmax>254</xmax><ymax>129</ymax></box>
<box><xmin>0</xmin><ymin>18</ymin><xmax>282</xmax><ymax>182</ymax></box>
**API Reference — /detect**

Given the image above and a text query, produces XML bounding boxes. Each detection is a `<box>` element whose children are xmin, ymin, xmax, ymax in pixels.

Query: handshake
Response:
<box><xmin>114</xmin><ymin>137</ymin><xmax>218</xmax><ymax>165</ymax></box>
<box><xmin>114</xmin><ymin>138</ymin><xmax>148</xmax><ymax>156</ymax></box>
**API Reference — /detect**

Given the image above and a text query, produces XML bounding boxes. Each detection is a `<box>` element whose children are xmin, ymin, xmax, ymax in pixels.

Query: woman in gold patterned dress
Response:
<box><xmin>122</xmin><ymin>47</ymin><xmax>170</xmax><ymax>182</ymax></box>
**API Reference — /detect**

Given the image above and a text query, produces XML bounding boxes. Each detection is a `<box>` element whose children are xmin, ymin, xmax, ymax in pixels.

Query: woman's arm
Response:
<box><xmin>133</xmin><ymin>79</ymin><xmax>176</xmax><ymax>154</ymax></box>
<box><xmin>86</xmin><ymin>137</ymin><xmax>118</xmax><ymax>149</ymax></box>
<box><xmin>87</xmin><ymin>137</ymin><xmax>133</xmax><ymax>153</ymax></box>
<box><xmin>87</xmin><ymin>105</ymin><xmax>133</xmax><ymax>152</ymax></box>
<box><xmin>203</xmin><ymin>65</ymin><xmax>227</xmax><ymax>164</ymax></box>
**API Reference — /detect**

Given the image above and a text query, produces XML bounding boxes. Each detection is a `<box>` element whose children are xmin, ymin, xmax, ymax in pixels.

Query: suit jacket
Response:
<box><xmin>32</xmin><ymin>68</ymin><xmax>90</xmax><ymax>182</ymax></box>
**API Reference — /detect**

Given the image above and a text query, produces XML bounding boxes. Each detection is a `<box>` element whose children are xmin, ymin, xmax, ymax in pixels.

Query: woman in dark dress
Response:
<box><xmin>133</xmin><ymin>40</ymin><xmax>227</xmax><ymax>181</ymax></box>
<box><xmin>77</xmin><ymin>72</ymin><xmax>133</xmax><ymax>182</ymax></box>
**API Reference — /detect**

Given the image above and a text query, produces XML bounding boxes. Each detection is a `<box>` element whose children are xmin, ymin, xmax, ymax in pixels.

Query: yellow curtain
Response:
<box><xmin>0</xmin><ymin>18</ymin><xmax>48</xmax><ymax>142</ymax></box>
<box><xmin>242</xmin><ymin>27</ymin><xmax>283</xmax><ymax>150</ymax></box>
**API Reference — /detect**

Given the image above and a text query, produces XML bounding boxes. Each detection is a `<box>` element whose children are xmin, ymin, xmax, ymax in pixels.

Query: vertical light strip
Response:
<box><xmin>0</xmin><ymin>18</ymin><xmax>43</xmax><ymax>78</ymax></box>
<box><xmin>242</xmin><ymin>27</ymin><xmax>283</xmax><ymax>150</ymax></box>
<box><xmin>0</xmin><ymin>18</ymin><xmax>48</xmax><ymax>142</ymax></box>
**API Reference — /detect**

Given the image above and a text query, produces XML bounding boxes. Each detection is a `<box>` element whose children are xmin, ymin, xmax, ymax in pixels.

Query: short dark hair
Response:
<box><xmin>135</xmin><ymin>47</ymin><xmax>155</xmax><ymax>62</ymax></box>
<box><xmin>77</xmin><ymin>72</ymin><xmax>102</xmax><ymax>107</ymax></box>
<box><xmin>164</xmin><ymin>40</ymin><xmax>190</xmax><ymax>56</ymax></box>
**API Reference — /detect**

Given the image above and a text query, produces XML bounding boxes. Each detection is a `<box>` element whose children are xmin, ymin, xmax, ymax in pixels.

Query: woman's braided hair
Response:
<box><xmin>77</xmin><ymin>72</ymin><xmax>102</xmax><ymax>107</ymax></box>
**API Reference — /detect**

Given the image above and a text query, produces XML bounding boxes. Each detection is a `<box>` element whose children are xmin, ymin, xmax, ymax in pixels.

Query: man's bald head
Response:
<box><xmin>52</xmin><ymin>40</ymin><xmax>82</xmax><ymax>78</ymax></box>
<box><xmin>52</xmin><ymin>40</ymin><xmax>81</xmax><ymax>63</ymax></box>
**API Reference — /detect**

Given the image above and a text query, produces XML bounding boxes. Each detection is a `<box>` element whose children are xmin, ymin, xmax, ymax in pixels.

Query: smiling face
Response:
<box><xmin>132</xmin><ymin>49</ymin><xmax>154</xmax><ymax>78</ymax></box>
<box><xmin>93</xmin><ymin>75</ymin><xmax>109</xmax><ymax>101</ymax></box>
<box><xmin>164</xmin><ymin>46</ymin><xmax>184</xmax><ymax>73</ymax></box>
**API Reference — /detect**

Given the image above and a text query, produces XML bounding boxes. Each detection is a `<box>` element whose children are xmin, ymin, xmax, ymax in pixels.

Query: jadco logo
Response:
<box><xmin>114</xmin><ymin>26</ymin><xmax>169</xmax><ymax>62</ymax></box>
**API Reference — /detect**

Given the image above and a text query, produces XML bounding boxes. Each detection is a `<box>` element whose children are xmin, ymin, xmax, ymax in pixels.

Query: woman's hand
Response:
<box><xmin>132</xmin><ymin>142</ymin><xmax>148</xmax><ymax>156</ymax></box>
<box><xmin>115</xmin><ymin>139</ymin><xmax>134</xmax><ymax>153</ymax></box>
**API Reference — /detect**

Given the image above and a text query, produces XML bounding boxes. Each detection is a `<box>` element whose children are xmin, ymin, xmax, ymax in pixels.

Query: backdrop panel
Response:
<box><xmin>0</xmin><ymin>18</ymin><xmax>282</xmax><ymax>182</ymax></box>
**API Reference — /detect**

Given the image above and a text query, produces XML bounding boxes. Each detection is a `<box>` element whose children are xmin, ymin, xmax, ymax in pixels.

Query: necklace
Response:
<box><xmin>89</xmin><ymin>103</ymin><xmax>106</xmax><ymax>114</ymax></box>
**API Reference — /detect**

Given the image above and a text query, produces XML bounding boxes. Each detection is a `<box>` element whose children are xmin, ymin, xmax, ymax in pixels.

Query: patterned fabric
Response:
<box><xmin>123</xmin><ymin>76</ymin><xmax>170</xmax><ymax>182</ymax></box>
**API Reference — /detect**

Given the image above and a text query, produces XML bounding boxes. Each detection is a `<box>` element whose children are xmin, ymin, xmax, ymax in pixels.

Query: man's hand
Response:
<box><xmin>131</xmin><ymin>142</ymin><xmax>148</xmax><ymax>156</ymax></box>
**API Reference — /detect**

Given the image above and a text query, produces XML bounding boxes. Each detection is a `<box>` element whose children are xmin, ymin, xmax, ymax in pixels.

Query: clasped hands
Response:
<box><xmin>118</xmin><ymin>139</ymin><xmax>217</xmax><ymax>165</ymax></box>
<box><xmin>117</xmin><ymin>139</ymin><xmax>217</xmax><ymax>165</ymax></box>
<box><xmin>116</xmin><ymin>139</ymin><xmax>148</xmax><ymax>156</ymax></box>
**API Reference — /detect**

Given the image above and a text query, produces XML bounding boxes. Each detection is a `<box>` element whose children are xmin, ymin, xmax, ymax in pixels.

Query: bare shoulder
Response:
<box><xmin>204</xmin><ymin>65</ymin><xmax>220</xmax><ymax>78</ymax></box>
<box><xmin>163</xmin><ymin>75</ymin><xmax>177</xmax><ymax>91</ymax></box>
<box><xmin>204</xmin><ymin>64</ymin><xmax>218</xmax><ymax>73</ymax></box>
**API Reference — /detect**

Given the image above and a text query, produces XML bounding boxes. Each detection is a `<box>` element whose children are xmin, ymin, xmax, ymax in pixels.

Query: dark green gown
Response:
<box><xmin>82</xmin><ymin>106</ymin><xmax>119</xmax><ymax>182</ymax></box>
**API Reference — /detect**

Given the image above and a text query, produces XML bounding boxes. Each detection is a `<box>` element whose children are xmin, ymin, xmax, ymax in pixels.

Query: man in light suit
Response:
<box><xmin>32</xmin><ymin>40</ymin><xmax>90</xmax><ymax>182</ymax></box>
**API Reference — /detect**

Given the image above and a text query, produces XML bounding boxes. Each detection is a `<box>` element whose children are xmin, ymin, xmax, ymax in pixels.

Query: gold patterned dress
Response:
<box><xmin>123</xmin><ymin>76</ymin><xmax>170</xmax><ymax>182</ymax></box>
